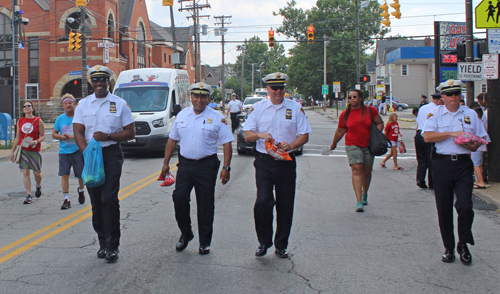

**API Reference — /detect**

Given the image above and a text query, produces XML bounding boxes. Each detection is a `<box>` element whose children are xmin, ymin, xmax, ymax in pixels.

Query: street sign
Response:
<box><xmin>457</xmin><ymin>62</ymin><xmax>483</xmax><ymax>81</ymax></box>
<box><xmin>488</xmin><ymin>29</ymin><xmax>500</xmax><ymax>53</ymax></box>
<box><xmin>322</xmin><ymin>85</ymin><xmax>328</xmax><ymax>95</ymax></box>
<box><xmin>483</xmin><ymin>54</ymin><xmax>499</xmax><ymax>79</ymax></box>
<box><xmin>476</xmin><ymin>0</ymin><xmax>500</xmax><ymax>29</ymax></box>
<box><xmin>333</xmin><ymin>81</ymin><xmax>341</xmax><ymax>93</ymax></box>
<box><xmin>98</xmin><ymin>38</ymin><xmax>115</xmax><ymax>64</ymax></box>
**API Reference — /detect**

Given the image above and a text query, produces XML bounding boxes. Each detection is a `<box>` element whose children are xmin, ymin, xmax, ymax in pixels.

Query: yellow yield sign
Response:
<box><xmin>476</xmin><ymin>0</ymin><xmax>500</xmax><ymax>28</ymax></box>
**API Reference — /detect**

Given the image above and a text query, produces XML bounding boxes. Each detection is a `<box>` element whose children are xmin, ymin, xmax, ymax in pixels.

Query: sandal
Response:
<box><xmin>473</xmin><ymin>184</ymin><xmax>486</xmax><ymax>189</ymax></box>
<box><xmin>394</xmin><ymin>167</ymin><xmax>404</xmax><ymax>170</ymax></box>
<box><xmin>379</xmin><ymin>163</ymin><xmax>386</xmax><ymax>168</ymax></box>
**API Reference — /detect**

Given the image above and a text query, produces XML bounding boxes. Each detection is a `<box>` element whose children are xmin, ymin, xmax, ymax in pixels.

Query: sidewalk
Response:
<box><xmin>309</xmin><ymin>106</ymin><xmax>500</xmax><ymax>210</ymax></box>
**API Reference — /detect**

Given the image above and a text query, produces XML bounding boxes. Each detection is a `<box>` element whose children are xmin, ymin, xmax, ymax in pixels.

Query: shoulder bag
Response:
<box><xmin>368</xmin><ymin>107</ymin><xmax>389</xmax><ymax>156</ymax></box>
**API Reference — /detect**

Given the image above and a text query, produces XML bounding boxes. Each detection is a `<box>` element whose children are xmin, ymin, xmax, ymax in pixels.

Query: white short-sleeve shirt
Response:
<box><xmin>242</xmin><ymin>98</ymin><xmax>311</xmax><ymax>153</ymax></box>
<box><xmin>227</xmin><ymin>100</ymin><xmax>243</xmax><ymax>113</ymax></box>
<box><xmin>73</xmin><ymin>92</ymin><xmax>135</xmax><ymax>147</ymax></box>
<box><xmin>169</xmin><ymin>106</ymin><xmax>234</xmax><ymax>160</ymax></box>
<box><xmin>416</xmin><ymin>101</ymin><xmax>439</xmax><ymax>131</ymax></box>
<box><xmin>422</xmin><ymin>105</ymin><xmax>489</xmax><ymax>155</ymax></box>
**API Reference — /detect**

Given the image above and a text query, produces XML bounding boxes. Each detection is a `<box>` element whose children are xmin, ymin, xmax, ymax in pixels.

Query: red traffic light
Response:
<box><xmin>359</xmin><ymin>75</ymin><xmax>371</xmax><ymax>83</ymax></box>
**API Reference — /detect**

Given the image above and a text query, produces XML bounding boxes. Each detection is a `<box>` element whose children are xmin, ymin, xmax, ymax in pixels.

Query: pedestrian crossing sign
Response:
<box><xmin>476</xmin><ymin>0</ymin><xmax>500</xmax><ymax>28</ymax></box>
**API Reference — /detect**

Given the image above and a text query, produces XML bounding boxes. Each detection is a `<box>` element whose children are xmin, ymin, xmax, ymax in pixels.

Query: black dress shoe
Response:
<box><xmin>275</xmin><ymin>248</ymin><xmax>289</xmax><ymax>258</ymax></box>
<box><xmin>417</xmin><ymin>181</ymin><xmax>428</xmax><ymax>189</ymax></box>
<box><xmin>457</xmin><ymin>243</ymin><xmax>472</xmax><ymax>265</ymax></box>
<box><xmin>199</xmin><ymin>244</ymin><xmax>210</xmax><ymax>255</ymax></box>
<box><xmin>97</xmin><ymin>247</ymin><xmax>107</xmax><ymax>259</ymax></box>
<box><xmin>441</xmin><ymin>248</ymin><xmax>455</xmax><ymax>263</ymax></box>
<box><xmin>175</xmin><ymin>232</ymin><xmax>194</xmax><ymax>251</ymax></box>
<box><xmin>255</xmin><ymin>244</ymin><xmax>271</xmax><ymax>257</ymax></box>
<box><xmin>105</xmin><ymin>248</ymin><xmax>119</xmax><ymax>262</ymax></box>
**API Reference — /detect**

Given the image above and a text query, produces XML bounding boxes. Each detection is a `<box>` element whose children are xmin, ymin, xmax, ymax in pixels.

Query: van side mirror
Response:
<box><xmin>172</xmin><ymin>104</ymin><xmax>181</xmax><ymax>117</ymax></box>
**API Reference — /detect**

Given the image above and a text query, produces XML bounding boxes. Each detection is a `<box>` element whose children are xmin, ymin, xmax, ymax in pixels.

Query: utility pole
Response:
<box><xmin>12</xmin><ymin>0</ymin><xmax>19</xmax><ymax>118</ymax></box>
<box><xmin>355</xmin><ymin>0</ymin><xmax>360</xmax><ymax>82</ymax></box>
<box><xmin>259</xmin><ymin>63</ymin><xmax>264</xmax><ymax>88</ymax></box>
<box><xmin>170</xmin><ymin>6</ymin><xmax>180</xmax><ymax>69</ymax></box>
<box><xmin>214</xmin><ymin>15</ymin><xmax>231</xmax><ymax>111</ymax></box>
<box><xmin>324</xmin><ymin>35</ymin><xmax>330</xmax><ymax>111</ymax></box>
<box><xmin>465</xmin><ymin>0</ymin><xmax>474</xmax><ymax>107</ymax></box>
<box><xmin>80</xmin><ymin>7</ymin><xmax>88</xmax><ymax>98</ymax></box>
<box><xmin>179</xmin><ymin>0</ymin><xmax>210</xmax><ymax>82</ymax></box>
<box><xmin>237</xmin><ymin>45</ymin><xmax>246</xmax><ymax>98</ymax></box>
<box><xmin>250</xmin><ymin>63</ymin><xmax>257</xmax><ymax>95</ymax></box>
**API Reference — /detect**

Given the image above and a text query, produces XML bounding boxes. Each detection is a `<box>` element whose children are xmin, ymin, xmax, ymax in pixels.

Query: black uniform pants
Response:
<box><xmin>415</xmin><ymin>130</ymin><xmax>433</xmax><ymax>187</ymax></box>
<box><xmin>172</xmin><ymin>154</ymin><xmax>220</xmax><ymax>246</ymax></box>
<box><xmin>432</xmin><ymin>156</ymin><xmax>475</xmax><ymax>250</ymax></box>
<box><xmin>87</xmin><ymin>143</ymin><xmax>123</xmax><ymax>250</ymax></box>
<box><xmin>230</xmin><ymin>112</ymin><xmax>241</xmax><ymax>132</ymax></box>
<box><xmin>254</xmin><ymin>152</ymin><xmax>296</xmax><ymax>249</ymax></box>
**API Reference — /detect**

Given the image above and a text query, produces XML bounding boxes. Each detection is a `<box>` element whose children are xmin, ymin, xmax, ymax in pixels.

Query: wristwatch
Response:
<box><xmin>107</xmin><ymin>133</ymin><xmax>112</xmax><ymax>141</ymax></box>
<box><xmin>223</xmin><ymin>166</ymin><xmax>231</xmax><ymax>172</ymax></box>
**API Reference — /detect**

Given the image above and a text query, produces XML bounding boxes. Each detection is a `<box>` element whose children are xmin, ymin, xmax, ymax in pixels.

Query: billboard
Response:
<box><xmin>434</xmin><ymin>21</ymin><xmax>467</xmax><ymax>87</ymax></box>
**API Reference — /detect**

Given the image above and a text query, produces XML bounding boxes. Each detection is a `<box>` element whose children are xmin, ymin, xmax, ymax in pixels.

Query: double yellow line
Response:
<box><xmin>0</xmin><ymin>165</ymin><xmax>177</xmax><ymax>265</ymax></box>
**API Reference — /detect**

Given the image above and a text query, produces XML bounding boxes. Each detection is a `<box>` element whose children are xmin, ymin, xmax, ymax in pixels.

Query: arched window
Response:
<box><xmin>64</xmin><ymin>12</ymin><xmax>92</xmax><ymax>36</ymax></box>
<box><xmin>137</xmin><ymin>22</ymin><xmax>146</xmax><ymax>68</ymax></box>
<box><xmin>107</xmin><ymin>14</ymin><xmax>114</xmax><ymax>40</ymax></box>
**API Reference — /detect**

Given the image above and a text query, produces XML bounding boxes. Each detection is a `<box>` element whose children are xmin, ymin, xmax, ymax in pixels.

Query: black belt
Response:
<box><xmin>255</xmin><ymin>151</ymin><xmax>295</xmax><ymax>160</ymax></box>
<box><xmin>416</xmin><ymin>130</ymin><xmax>422</xmax><ymax>134</ymax></box>
<box><xmin>434</xmin><ymin>154</ymin><xmax>470</xmax><ymax>161</ymax></box>
<box><xmin>179</xmin><ymin>154</ymin><xmax>217</xmax><ymax>162</ymax></box>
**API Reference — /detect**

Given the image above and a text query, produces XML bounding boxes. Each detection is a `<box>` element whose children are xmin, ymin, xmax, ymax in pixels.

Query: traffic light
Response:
<box><xmin>268</xmin><ymin>29</ymin><xmax>275</xmax><ymax>48</ymax></box>
<box><xmin>359</xmin><ymin>75</ymin><xmax>371</xmax><ymax>83</ymax></box>
<box><xmin>380</xmin><ymin>2</ymin><xmax>391</xmax><ymax>27</ymax></box>
<box><xmin>390</xmin><ymin>0</ymin><xmax>401</xmax><ymax>19</ymax></box>
<box><xmin>76</xmin><ymin>0</ymin><xmax>86</xmax><ymax>6</ymax></box>
<box><xmin>307</xmin><ymin>25</ymin><xmax>314</xmax><ymax>44</ymax></box>
<box><xmin>75</xmin><ymin>32</ymin><xmax>82</xmax><ymax>51</ymax></box>
<box><xmin>68</xmin><ymin>31</ymin><xmax>76</xmax><ymax>51</ymax></box>
<box><xmin>162</xmin><ymin>0</ymin><xmax>174</xmax><ymax>5</ymax></box>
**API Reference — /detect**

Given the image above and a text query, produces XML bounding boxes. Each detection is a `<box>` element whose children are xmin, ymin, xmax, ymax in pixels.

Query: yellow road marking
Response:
<box><xmin>0</xmin><ymin>165</ymin><xmax>177</xmax><ymax>265</ymax></box>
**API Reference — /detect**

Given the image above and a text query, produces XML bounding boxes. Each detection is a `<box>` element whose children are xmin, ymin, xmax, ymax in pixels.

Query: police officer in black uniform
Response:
<box><xmin>73</xmin><ymin>65</ymin><xmax>136</xmax><ymax>262</ymax></box>
<box><xmin>161</xmin><ymin>83</ymin><xmax>233</xmax><ymax>255</ymax></box>
<box><xmin>243</xmin><ymin>73</ymin><xmax>311</xmax><ymax>258</ymax></box>
<box><xmin>419</xmin><ymin>94</ymin><xmax>428</xmax><ymax>108</ymax></box>
<box><xmin>422</xmin><ymin>80</ymin><xmax>488</xmax><ymax>265</ymax></box>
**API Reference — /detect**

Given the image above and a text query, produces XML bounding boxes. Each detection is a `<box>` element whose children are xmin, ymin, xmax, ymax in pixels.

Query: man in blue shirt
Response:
<box><xmin>52</xmin><ymin>94</ymin><xmax>85</xmax><ymax>209</ymax></box>
<box><xmin>208</xmin><ymin>98</ymin><xmax>218</xmax><ymax>110</ymax></box>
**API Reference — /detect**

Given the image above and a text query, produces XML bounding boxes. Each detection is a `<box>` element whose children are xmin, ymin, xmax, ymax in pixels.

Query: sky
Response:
<box><xmin>145</xmin><ymin>0</ymin><xmax>484</xmax><ymax>66</ymax></box>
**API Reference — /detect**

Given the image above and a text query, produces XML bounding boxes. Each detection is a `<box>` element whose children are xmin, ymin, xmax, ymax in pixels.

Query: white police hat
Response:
<box><xmin>436</xmin><ymin>79</ymin><xmax>464</xmax><ymax>94</ymax></box>
<box><xmin>189</xmin><ymin>83</ymin><xmax>213</xmax><ymax>95</ymax></box>
<box><xmin>262</xmin><ymin>72</ymin><xmax>289</xmax><ymax>86</ymax></box>
<box><xmin>88</xmin><ymin>65</ymin><xmax>113</xmax><ymax>79</ymax></box>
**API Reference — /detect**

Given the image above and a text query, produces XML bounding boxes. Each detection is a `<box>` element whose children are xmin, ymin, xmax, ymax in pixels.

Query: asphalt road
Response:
<box><xmin>0</xmin><ymin>109</ymin><xmax>499</xmax><ymax>293</ymax></box>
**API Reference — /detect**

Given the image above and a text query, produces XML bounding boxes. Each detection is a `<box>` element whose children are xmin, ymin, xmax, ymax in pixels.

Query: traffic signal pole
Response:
<box><xmin>80</xmin><ymin>7</ymin><xmax>87</xmax><ymax>98</ymax></box>
<box><xmin>465</xmin><ymin>0</ymin><xmax>473</xmax><ymax>107</ymax></box>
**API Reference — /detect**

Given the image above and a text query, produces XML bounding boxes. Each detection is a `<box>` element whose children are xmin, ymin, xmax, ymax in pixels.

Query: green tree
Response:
<box><xmin>275</xmin><ymin>0</ymin><xmax>388</xmax><ymax>100</ymax></box>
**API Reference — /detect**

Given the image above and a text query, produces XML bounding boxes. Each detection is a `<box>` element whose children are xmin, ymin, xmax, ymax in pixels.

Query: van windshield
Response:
<box><xmin>114</xmin><ymin>86</ymin><xmax>170</xmax><ymax>112</ymax></box>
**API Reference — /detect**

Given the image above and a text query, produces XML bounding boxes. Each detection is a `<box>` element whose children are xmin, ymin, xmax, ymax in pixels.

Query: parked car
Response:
<box><xmin>242</xmin><ymin>96</ymin><xmax>265</xmax><ymax>113</ymax></box>
<box><xmin>364</xmin><ymin>98</ymin><xmax>408</xmax><ymax>111</ymax></box>
<box><xmin>236</xmin><ymin>113</ymin><xmax>303</xmax><ymax>155</ymax></box>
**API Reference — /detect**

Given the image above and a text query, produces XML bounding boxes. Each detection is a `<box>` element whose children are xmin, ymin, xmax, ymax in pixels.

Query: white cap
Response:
<box><xmin>189</xmin><ymin>82</ymin><xmax>213</xmax><ymax>95</ymax></box>
<box><xmin>262</xmin><ymin>72</ymin><xmax>289</xmax><ymax>86</ymax></box>
<box><xmin>436</xmin><ymin>79</ymin><xmax>464</xmax><ymax>94</ymax></box>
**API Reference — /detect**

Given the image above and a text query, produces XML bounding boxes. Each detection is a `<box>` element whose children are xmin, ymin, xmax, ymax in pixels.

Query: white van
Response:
<box><xmin>113</xmin><ymin>68</ymin><xmax>190</xmax><ymax>152</ymax></box>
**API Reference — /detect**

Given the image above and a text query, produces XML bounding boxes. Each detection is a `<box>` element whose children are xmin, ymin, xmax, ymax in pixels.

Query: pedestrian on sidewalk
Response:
<box><xmin>243</xmin><ymin>72</ymin><xmax>310</xmax><ymax>258</ymax></box>
<box><xmin>330</xmin><ymin>89</ymin><xmax>384</xmax><ymax>212</ymax></box>
<box><xmin>161</xmin><ymin>82</ymin><xmax>233</xmax><ymax>255</ymax></box>
<box><xmin>471</xmin><ymin>105</ymin><xmax>488</xmax><ymax>189</ymax></box>
<box><xmin>52</xmin><ymin>93</ymin><xmax>85</xmax><ymax>210</ymax></box>
<box><xmin>226</xmin><ymin>93</ymin><xmax>243</xmax><ymax>132</ymax></box>
<box><xmin>73</xmin><ymin>65</ymin><xmax>136</xmax><ymax>262</ymax></box>
<box><xmin>378</xmin><ymin>94</ymin><xmax>387</xmax><ymax>115</ymax></box>
<box><xmin>415</xmin><ymin>93</ymin><xmax>443</xmax><ymax>189</ymax></box>
<box><xmin>10</xmin><ymin>100</ymin><xmax>46</xmax><ymax>204</ymax></box>
<box><xmin>380</xmin><ymin>112</ymin><xmax>403</xmax><ymax>170</ymax></box>
<box><xmin>422</xmin><ymin>79</ymin><xmax>488</xmax><ymax>265</ymax></box>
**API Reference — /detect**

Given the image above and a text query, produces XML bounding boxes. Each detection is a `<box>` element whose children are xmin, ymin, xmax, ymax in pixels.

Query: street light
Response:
<box><xmin>236</xmin><ymin>44</ymin><xmax>246</xmax><ymax>98</ymax></box>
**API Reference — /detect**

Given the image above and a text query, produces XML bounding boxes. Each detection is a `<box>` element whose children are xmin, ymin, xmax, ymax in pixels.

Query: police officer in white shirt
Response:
<box><xmin>415</xmin><ymin>93</ymin><xmax>443</xmax><ymax>189</ymax></box>
<box><xmin>160</xmin><ymin>83</ymin><xmax>233</xmax><ymax>255</ymax></box>
<box><xmin>73</xmin><ymin>65</ymin><xmax>136</xmax><ymax>262</ymax></box>
<box><xmin>226</xmin><ymin>93</ymin><xmax>243</xmax><ymax>132</ymax></box>
<box><xmin>243</xmin><ymin>72</ymin><xmax>311</xmax><ymax>258</ymax></box>
<box><xmin>422</xmin><ymin>80</ymin><xmax>488</xmax><ymax>265</ymax></box>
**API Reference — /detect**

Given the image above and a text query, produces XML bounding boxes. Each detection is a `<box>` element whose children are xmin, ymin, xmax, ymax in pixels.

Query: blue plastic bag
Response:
<box><xmin>82</xmin><ymin>138</ymin><xmax>105</xmax><ymax>187</ymax></box>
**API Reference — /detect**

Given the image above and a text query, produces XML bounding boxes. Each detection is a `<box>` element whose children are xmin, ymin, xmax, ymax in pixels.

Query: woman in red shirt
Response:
<box><xmin>10</xmin><ymin>101</ymin><xmax>46</xmax><ymax>204</ymax></box>
<box><xmin>380</xmin><ymin>112</ymin><xmax>403</xmax><ymax>170</ymax></box>
<box><xmin>330</xmin><ymin>90</ymin><xmax>384</xmax><ymax>212</ymax></box>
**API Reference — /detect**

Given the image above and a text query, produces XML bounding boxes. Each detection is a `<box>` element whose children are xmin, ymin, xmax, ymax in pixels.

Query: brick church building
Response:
<box><xmin>0</xmin><ymin>0</ymin><xmax>194</xmax><ymax>120</ymax></box>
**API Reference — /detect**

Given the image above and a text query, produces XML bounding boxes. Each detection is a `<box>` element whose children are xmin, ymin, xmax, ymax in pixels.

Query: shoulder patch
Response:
<box><xmin>427</xmin><ymin>113</ymin><xmax>434</xmax><ymax>119</ymax></box>
<box><xmin>221</xmin><ymin>118</ymin><xmax>228</xmax><ymax>125</ymax></box>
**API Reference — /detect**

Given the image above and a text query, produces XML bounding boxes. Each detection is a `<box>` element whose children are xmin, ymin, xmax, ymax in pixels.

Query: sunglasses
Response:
<box><xmin>444</xmin><ymin>91</ymin><xmax>461</xmax><ymax>96</ymax></box>
<box><xmin>91</xmin><ymin>77</ymin><xmax>108</xmax><ymax>82</ymax></box>
<box><xmin>348</xmin><ymin>96</ymin><xmax>358</xmax><ymax>99</ymax></box>
<box><xmin>23</xmin><ymin>105</ymin><xmax>32</xmax><ymax>108</ymax></box>
<box><xmin>269</xmin><ymin>85</ymin><xmax>285</xmax><ymax>91</ymax></box>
